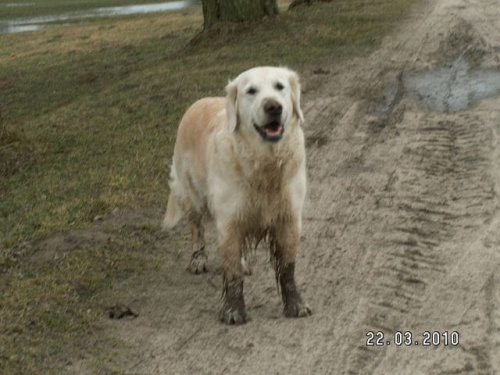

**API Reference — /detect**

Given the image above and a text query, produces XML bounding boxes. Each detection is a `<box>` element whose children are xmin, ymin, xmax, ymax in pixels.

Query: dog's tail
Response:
<box><xmin>162</xmin><ymin>165</ymin><xmax>184</xmax><ymax>230</ymax></box>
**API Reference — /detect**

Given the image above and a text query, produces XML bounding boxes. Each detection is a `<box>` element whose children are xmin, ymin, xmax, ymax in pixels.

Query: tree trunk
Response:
<box><xmin>202</xmin><ymin>0</ymin><xmax>278</xmax><ymax>29</ymax></box>
<box><xmin>289</xmin><ymin>0</ymin><xmax>331</xmax><ymax>10</ymax></box>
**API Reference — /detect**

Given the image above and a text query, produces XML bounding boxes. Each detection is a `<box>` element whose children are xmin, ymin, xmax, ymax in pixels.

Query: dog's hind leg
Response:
<box><xmin>271</xmin><ymin>218</ymin><xmax>312</xmax><ymax>318</ymax></box>
<box><xmin>187</xmin><ymin>213</ymin><xmax>207</xmax><ymax>274</ymax></box>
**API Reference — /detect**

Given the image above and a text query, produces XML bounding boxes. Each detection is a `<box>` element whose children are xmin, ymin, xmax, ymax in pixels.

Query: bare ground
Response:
<box><xmin>58</xmin><ymin>0</ymin><xmax>500</xmax><ymax>373</ymax></box>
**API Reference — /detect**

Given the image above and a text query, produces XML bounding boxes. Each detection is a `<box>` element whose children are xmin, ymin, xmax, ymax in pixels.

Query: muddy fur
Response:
<box><xmin>163</xmin><ymin>67</ymin><xmax>311</xmax><ymax>324</ymax></box>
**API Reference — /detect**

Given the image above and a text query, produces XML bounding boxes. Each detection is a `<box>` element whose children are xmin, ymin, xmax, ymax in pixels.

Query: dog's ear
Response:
<box><xmin>288</xmin><ymin>70</ymin><xmax>304</xmax><ymax>124</ymax></box>
<box><xmin>225</xmin><ymin>79</ymin><xmax>238</xmax><ymax>132</ymax></box>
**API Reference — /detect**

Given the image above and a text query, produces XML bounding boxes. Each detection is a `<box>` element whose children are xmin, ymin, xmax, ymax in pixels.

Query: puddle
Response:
<box><xmin>0</xmin><ymin>0</ymin><xmax>199</xmax><ymax>34</ymax></box>
<box><xmin>0</xmin><ymin>24</ymin><xmax>51</xmax><ymax>33</ymax></box>
<box><xmin>0</xmin><ymin>2</ymin><xmax>36</xmax><ymax>6</ymax></box>
<box><xmin>403</xmin><ymin>58</ymin><xmax>500</xmax><ymax>113</ymax></box>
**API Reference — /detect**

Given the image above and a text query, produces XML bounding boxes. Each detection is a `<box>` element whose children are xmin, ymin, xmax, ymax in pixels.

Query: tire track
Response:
<box><xmin>333</xmin><ymin>1</ymin><xmax>500</xmax><ymax>371</ymax></box>
<box><xmin>344</xmin><ymin>107</ymin><xmax>496</xmax><ymax>372</ymax></box>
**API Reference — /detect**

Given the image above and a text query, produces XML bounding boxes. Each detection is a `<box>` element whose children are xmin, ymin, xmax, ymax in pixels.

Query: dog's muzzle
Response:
<box><xmin>254</xmin><ymin>121</ymin><xmax>285</xmax><ymax>142</ymax></box>
<box><xmin>253</xmin><ymin>99</ymin><xmax>285</xmax><ymax>142</ymax></box>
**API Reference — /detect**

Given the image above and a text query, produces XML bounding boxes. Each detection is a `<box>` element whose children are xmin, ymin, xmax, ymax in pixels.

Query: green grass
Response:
<box><xmin>0</xmin><ymin>0</ymin><xmax>421</xmax><ymax>373</ymax></box>
<box><xmin>0</xmin><ymin>235</ymin><xmax>150</xmax><ymax>374</ymax></box>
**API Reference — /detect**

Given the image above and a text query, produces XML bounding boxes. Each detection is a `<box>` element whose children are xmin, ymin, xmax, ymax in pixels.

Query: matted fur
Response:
<box><xmin>163</xmin><ymin>66</ymin><xmax>308</xmax><ymax>322</ymax></box>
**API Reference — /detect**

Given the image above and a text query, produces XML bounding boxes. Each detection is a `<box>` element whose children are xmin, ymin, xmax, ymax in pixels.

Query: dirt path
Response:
<box><xmin>67</xmin><ymin>0</ymin><xmax>500</xmax><ymax>373</ymax></box>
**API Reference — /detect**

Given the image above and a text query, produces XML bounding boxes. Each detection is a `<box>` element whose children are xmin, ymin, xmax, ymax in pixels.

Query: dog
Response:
<box><xmin>163</xmin><ymin>66</ymin><xmax>311</xmax><ymax>324</ymax></box>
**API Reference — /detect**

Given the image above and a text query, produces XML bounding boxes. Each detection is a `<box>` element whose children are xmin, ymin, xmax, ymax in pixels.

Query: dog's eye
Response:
<box><xmin>247</xmin><ymin>87</ymin><xmax>257</xmax><ymax>95</ymax></box>
<box><xmin>275</xmin><ymin>82</ymin><xmax>284</xmax><ymax>91</ymax></box>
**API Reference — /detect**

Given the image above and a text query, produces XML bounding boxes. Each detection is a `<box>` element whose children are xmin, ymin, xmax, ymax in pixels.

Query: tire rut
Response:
<box><xmin>344</xmin><ymin>104</ymin><xmax>496</xmax><ymax>372</ymax></box>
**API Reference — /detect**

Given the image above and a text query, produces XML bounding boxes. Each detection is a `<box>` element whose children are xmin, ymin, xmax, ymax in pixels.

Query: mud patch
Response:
<box><xmin>27</xmin><ymin>207</ymin><xmax>170</xmax><ymax>267</ymax></box>
<box><xmin>29</xmin><ymin>230</ymin><xmax>115</xmax><ymax>266</ymax></box>
<box><xmin>306</xmin><ymin>134</ymin><xmax>329</xmax><ymax>148</ymax></box>
<box><xmin>106</xmin><ymin>304</ymin><xmax>139</xmax><ymax>319</ymax></box>
<box><xmin>403</xmin><ymin>57</ymin><xmax>500</xmax><ymax>112</ymax></box>
<box><xmin>375</xmin><ymin>79</ymin><xmax>403</xmax><ymax>114</ymax></box>
<box><xmin>435</xmin><ymin>21</ymin><xmax>489</xmax><ymax>68</ymax></box>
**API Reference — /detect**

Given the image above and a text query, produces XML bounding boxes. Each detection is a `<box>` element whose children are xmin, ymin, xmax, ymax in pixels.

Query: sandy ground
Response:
<box><xmin>64</xmin><ymin>0</ymin><xmax>500</xmax><ymax>373</ymax></box>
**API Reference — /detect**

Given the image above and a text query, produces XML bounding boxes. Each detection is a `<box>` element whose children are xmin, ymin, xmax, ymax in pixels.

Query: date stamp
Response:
<box><xmin>366</xmin><ymin>331</ymin><xmax>460</xmax><ymax>347</ymax></box>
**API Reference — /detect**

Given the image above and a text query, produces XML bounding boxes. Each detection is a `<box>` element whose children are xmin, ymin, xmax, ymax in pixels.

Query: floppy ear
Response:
<box><xmin>288</xmin><ymin>70</ymin><xmax>305</xmax><ymax>123</ymax></box>
<box><xmin>225</xmin><ymin>79</ymin><xmax>238</xmax><ymax>132</ymax></box>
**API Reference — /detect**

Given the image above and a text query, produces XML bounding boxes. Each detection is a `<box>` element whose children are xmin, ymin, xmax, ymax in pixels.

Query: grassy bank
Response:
<box><xmin>1</xmin><ymin>0</ymin><xmax>420</xmax><ymax>373</ymax></box>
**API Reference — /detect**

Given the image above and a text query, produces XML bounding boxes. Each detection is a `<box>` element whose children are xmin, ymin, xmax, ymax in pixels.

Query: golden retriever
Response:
<box><xmin>163</xmin><ymin>66</ymin><xmax>311</xmax><ymax>324</ymax></box>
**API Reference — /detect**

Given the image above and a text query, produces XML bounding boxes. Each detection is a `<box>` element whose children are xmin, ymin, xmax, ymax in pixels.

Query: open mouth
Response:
<box><xmin>253</xmin><ymin>120</ymin><xmax>285</xmax><ymax>142</ymax></box>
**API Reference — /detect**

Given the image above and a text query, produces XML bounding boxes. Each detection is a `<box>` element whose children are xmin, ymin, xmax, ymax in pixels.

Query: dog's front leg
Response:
<box><xmin>272</xmin><ymin>218</ymin><xmax>312</xmax><ymax>318</ymax></box>
<box><xmin>218</xmin><ymin>226</ymin><xmax>247</xmax><ymax>324</ymax></box>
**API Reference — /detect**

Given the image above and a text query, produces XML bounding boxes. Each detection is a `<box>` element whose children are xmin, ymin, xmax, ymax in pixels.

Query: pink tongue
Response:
<box><xmin>265</xmin><ymin>125</ymin><xmax>282</xmax><ymax>135</ymax></box>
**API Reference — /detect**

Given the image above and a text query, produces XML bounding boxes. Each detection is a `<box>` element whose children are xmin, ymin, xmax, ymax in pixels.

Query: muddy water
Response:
<box><xmin>0</xmin><ymin>0</ymin><xmax>199</xmax><ymax>34</ymax></box>
<box><xmin>403</xmin><ymin>57</ymin><xmax>500</xmax><ymax>113</ymax></box>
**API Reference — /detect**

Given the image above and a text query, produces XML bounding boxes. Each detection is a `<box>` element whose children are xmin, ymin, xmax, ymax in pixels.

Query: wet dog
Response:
<box><xmin>163</xmin><ymin>67</ymin><xmax>311</xmax><ymax>324</ymax></box>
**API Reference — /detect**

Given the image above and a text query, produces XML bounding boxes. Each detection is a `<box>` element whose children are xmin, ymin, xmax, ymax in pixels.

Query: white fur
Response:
<box><xmin>164</xmin><ymin>66</ymin><xmax>306</xmax><ymax>264</ymax></box>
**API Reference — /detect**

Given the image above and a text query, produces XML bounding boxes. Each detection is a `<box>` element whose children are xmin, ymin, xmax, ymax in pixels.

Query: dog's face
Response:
<box><xmin>226</xmin><ymin>67</ymin><xmax>304</xmax><ymax>143</ymax></box>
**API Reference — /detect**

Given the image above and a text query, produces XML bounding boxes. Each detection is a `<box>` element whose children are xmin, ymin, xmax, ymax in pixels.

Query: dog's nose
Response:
<box><xmin>264</xmin><ymin>100</ymin><xmax>283</xmax><ymax>117</ymax></box>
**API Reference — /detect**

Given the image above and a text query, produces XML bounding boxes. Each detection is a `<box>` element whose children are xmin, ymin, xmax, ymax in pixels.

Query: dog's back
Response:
<box><xmin>163</xmin><ymin>97</ymin><xmax>225</xmax><ymax>229</ymax></box>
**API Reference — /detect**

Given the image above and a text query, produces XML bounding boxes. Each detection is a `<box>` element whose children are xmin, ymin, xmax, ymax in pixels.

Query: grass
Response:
<box><xmin>0</xmin><ymin>0</ymin><xmax>421</xmax><ymax>373</ymax></box>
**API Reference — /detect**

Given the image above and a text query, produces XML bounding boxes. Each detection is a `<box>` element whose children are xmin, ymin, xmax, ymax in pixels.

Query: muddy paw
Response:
<box><xmin>219</xmin><ymin>304</ymin><xmax>247</xmax><ymax>325</ymax></box>
<box><xmin>188</xmin><ymin>250</ymin><xmax>207</xmax><ymax>274</ymax></box>
<box><xmin>284</xmin><ymin>299</ymin><xmax>312</xmax><ymax>318</ymax></box>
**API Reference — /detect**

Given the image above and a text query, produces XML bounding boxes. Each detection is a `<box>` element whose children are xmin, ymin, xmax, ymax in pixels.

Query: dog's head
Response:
<box><xmin>225</xmin><ymin>67</ymin><xmax>304</xmax><ymax>143</ymax></box>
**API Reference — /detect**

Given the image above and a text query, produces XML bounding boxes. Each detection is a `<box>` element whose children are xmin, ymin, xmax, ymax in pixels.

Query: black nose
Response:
<box><xmin>264</xmin><ymin>100</ymin><xmax>283</xmax><ymax>117</ymax></box>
